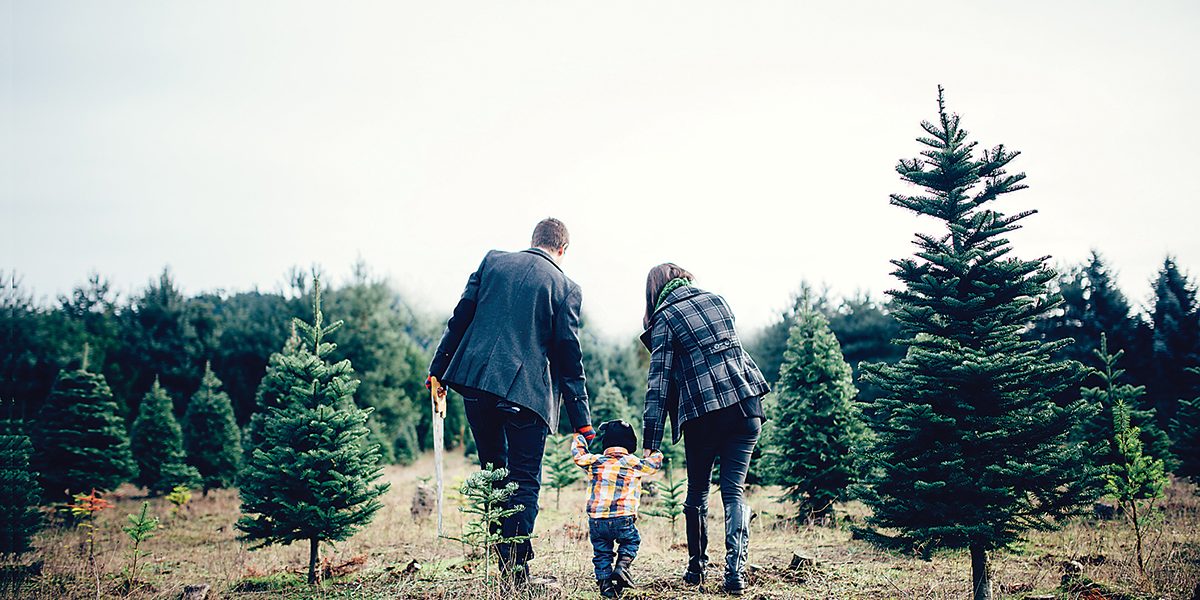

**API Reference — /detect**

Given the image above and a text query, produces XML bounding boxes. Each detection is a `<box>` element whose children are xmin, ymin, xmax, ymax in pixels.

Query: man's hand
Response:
<box><xmin>577</xmin><ymin>424</ymin><xmax>595</xmax><ymax>442</ymax></box>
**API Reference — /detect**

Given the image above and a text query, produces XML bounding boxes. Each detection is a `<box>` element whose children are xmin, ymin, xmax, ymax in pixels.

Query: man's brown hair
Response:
<box><xmin>531</xmin><ymin>218</ymin><xmax>570</xmax><ymax>251</ymax></box>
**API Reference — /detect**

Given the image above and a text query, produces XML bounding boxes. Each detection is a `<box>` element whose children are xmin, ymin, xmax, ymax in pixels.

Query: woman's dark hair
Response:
<box><xmin>644</xmin><ymin>263</ymin><xmax>695</xmax><ymax>329</ymax></box>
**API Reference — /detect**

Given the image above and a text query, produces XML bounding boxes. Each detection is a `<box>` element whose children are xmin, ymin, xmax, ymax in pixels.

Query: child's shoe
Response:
<box><xmin>612</xmin><ymin>555</ymin><xmax>636</xmax><ymax>590</ymax></box>
<box><xmin>597</xmin><ymin>578</ymin><xmax>617</xmax><ymax>598</ymax></box>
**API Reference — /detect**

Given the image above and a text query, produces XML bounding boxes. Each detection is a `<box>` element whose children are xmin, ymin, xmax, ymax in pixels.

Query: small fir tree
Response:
<box><xmin>763</xmin><ymin>305</ymin><xmax>866</xmax><ymax>520</ymax></box>
<box><xmin>543</xmin><ymin>435</ymin><xmax>581</xmax><ymax>510</ymax></box>
<box><xmin>644</xmin><ymin>458</ymin><xmax>685</xmax><ymax>541</ymax></box>
<box><xmin>1076</xmin><ymin>336</ymin><xmax>1172</xmax><ymax>475</ymax></box>
<box><xmin>121</xmin><ymin>501</ymin><xmax>159</xmax><ymax>593</ymax></box>
<box><xmin>0</xmin><ymin>417</ymin><xmax>42</xmax><ymax>557</ymax></box>
<box><xmin>130</xmin><ymin>378</ymin><xmax>199</xmax><ymax>494</ymax></box>
<box><xmin>444</xmin><ymin>465</ymin><xmax>532</xmax><ymax>583</ymax></box>
<box><xmin>236</xmin><ymin>278</ymin><xmax>390</xmax><ymax>585</ymax></box>
<box><xmin>1105</xmin><ymin>396</ymin><xmax>1167</xmax><ymax>581</ymax></box>
<box><xmin>1172</xmin><ymin>370</ymin><xmax>1200</xmax><ymax>480</ymax></box>
<box><xmin>859</xmin><ymin>88</ymin><xmax>1100</xmax><ymax>600</ymax></box>
<box><xmin>183</xmin><ymin>363</ymin><xmax>242</xmax><ymax>493</ymax></box>
<box><xmin>33</xmin><ymin>363</ymin><xmax>136</xmax><ymax>499</ymax></box>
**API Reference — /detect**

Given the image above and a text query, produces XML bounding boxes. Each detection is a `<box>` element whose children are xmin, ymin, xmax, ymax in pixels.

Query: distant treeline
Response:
<box><xmin>3</xmin><ymin>249</ymin><xmax>1196</xmax><ymax>464</ymax></box>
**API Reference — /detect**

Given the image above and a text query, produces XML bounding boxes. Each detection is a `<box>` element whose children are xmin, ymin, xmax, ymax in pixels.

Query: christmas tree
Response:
<box><xmin>130</xmin><ymin>378</ymin><xmax>199</xmax><ymax>494</ymax></box>
<box><xmin>1148</xmin><ymin>257</ymin><xmax>1200</xmax><ymax>433</ymax></box>
<box><xmin>236</xmin><ymin>278</ymin><xmax>390</xmax><ymax>585</ymax></box>
<box><xmin>591</xmin><ymin>376</ymin><xmax>638</xmax><ymax>428</ymax></box>
<box><xmin>762</xmin><ymin>304</ymin><xmax>866</xmax><ymax>520</ymax></box>
<box><xmin>643</xmin><ymin>458</ymin><xmax>685</xmax><ymax>541</ymax></box>
<box><xmin>859</xmin><ymin>88</ymin><xmax>1099</xmax><ymax>600</ymax></box>
<box><xmin>183</xmin><ymin>363</ymin><xmax>242</xmax><ymax>493</ymax></box>
<box><xmin>33</xmin><ymin>359</ymin><xmax>136</xmax><ymax>499</ymax></box>
<box><xmin>543</xmin><ymin>434</ymin><xmax>581</xmax><ymax>510</ymax></box>
<box><xmin>243</xmin><ymin>323</ymin><xmax>304</xmax><ymax>458</ymax></box>
<box><xmin>0</xmin><ymin>416</ymin><xmax>42</xmax><ymax>557</ymax></box>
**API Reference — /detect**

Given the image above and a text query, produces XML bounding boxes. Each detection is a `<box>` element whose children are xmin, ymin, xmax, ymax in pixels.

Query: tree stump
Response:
<box><xmin>411</xmin><ymin>484</ymin><xmax>436</xmax><ymax>519</ymax></box>
<box><xmin>789</xmin><ymin>551</ymin><xmax>817</xmax><ymax>570</ymax></box>
<box><xmin>181</xmin><ymin>584</ymin><xmax>210</xmax><ymax>600</ymax></box>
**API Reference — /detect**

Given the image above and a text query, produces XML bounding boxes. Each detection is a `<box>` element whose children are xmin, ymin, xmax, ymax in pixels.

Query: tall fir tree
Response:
<box><xmin>1172</xmin><ymin>367</ymin><xmax>1200</xmax><ymax>480</ymax></box>
<box><xmin>1076</xmin><ymin>336</ymin><xmax>1174</xmax><ymax>474</ymax></box>
<box><xmin>183</xmin><ymin>363</ymin><xmax>242</xmax><ymax>493</ymax></box>
<box><xmin>0</xmin><ymin>416</ymin><xmax>42</xmax><ymax>557</ymax></box>
<box><xmin>762</xmin><ymin>305</ymin><xmax>866</xmax><ymax>520</ymax></box>
<box><xmin>130</xmin><ymin>378</ymin><xmax>200</xmax><ymax>494</ymax></box>
<box><xmin>236</xmin><ymin>278</ymin><xmax>389</xmax><ymax>585</ymax></box>
<box><xmin>590</xmin><ymin>376</ymin><xmax>638</xmax><ymax>429</ymax></box>
<box><xmin>243</xmin><ymin>324</ymin><xmax>304</xmax><ymax>458</ymax></box>
<box><xmin>1148</xmin><ymin>257</ymin><xmax>1200</xmax><ymax>433</ymax></box>
<box><xmin>32</xmin><ymin>359</ymin><xmax>136</xmax><ymax>499</ymax></box>
<box><xmin>859</xmin><ymin>88</ymin><xmax>1099</xmax><ymax>600</ymax></box>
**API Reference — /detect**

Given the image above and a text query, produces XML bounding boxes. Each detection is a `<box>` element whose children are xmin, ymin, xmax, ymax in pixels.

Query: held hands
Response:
<box><xmin>576</xmin><ymin>424</ymin><xmax>595</xmax><ymax>442</ymax></box>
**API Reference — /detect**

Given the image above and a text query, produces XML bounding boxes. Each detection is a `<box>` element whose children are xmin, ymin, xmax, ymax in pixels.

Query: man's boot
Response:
<box><xmin>682</xmin><ymin>505</ymin><xmax>708</xmax><ymax>584</ymax></box>
<box><xmin>723</xmin><ymin>501</ymin><xmax>751</xmax><ymax>595</ymax></box>
<box><xmin>612</xmin><ymin>554</ymin><xmax>636</xmax><ymax>591</ymax></box>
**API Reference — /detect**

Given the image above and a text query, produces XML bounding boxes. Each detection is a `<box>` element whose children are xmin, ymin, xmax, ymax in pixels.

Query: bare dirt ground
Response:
<box><xmin>10</xmin><ymin>452</ymin><xmax>1200</xmax><ymax>599</ymax></box>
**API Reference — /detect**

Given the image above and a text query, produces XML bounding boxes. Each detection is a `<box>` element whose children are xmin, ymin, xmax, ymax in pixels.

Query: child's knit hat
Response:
<box><xmin>600</xmin><ymin>420</ymin><xmax>637</xmax><ymax>452</ymax></box>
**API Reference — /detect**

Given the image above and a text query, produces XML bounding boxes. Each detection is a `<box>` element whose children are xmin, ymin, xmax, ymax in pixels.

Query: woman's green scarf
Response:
<box><xmin>655</xmin><ymin>278</ymin><xmax>691</xmax><ymax>310</ymax></box>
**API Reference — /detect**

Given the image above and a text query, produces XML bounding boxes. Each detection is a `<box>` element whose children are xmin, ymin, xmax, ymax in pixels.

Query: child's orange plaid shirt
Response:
<box><xmin>571</xmin><ymin>434</ymin><xmax>664</xmax><ymax>518</ymax></box>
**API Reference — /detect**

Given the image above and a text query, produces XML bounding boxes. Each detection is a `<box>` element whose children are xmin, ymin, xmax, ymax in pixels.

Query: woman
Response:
<box><xmin>639</xmin><ymin>263</ymin><xmax>769</xmax><ymax>595</ymax></box>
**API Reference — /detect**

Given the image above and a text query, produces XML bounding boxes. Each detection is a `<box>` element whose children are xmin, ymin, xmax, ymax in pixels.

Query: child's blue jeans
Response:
<box><xmin>588</xmin><ymin>515</ymin><xmax>641</xmax><ymax>581</ymax></box>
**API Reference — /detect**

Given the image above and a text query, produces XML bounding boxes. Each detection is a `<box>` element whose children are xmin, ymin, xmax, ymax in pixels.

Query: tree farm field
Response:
<box><xmin>17</xmin><ymin>451</ymin><xmax>1200</xmax><ymax>600</ymax></box>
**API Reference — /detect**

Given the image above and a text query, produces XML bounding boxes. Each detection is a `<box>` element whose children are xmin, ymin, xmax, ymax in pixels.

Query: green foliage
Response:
<box><xmin>0</xmin><ymin>417</ymin><xmax>42</xmax><ymax>557</ymax></box>
<box><xmin>166</xmin><ymin>485</ymin><xmax>192</xmax><ymax>517</ymax></box>
<box><xmin>1148</xmin><ymin>257</ymin><xmax>1200</xmax><ymax>435</ymax></box>
<box><xmin>237</xmin><ymin>278</ymin><xmax>390</xmax><ymax>585</ymax></box>
<box><xmin>591</xmin><ymin>376</ymin><xmax>638</xmax><ymax>429</ymax></box>
<box><xmin>1105</xmin><ymin>390</ymin><xmax>1168</xmax><ymax>579</ymax></box>
<box><xmin>1077</xmin><ymin>336</ymin><xmax>1172</xmax><ymax>476</ymax></box>
<box><xmin>1172</xmin><ymin>371</ymin><xmax>1200</xmax><ymax>480</ymax></box>
<box><xmin>543</xmin><ymin>435</ymin><xmax>581</xmax><ymax>509</ymax></box>
<box><xmin>121</xmin><ymin>501</ymin><xmax>159</xmax><ymax>592</ymax></box>
<box><xmin>183</xmin><ymin>363</ymin><xmax>242</xmax><ymax>491</ymax></box>
<box><xmin>243</xmin><ymin>324</ymin><xmax>305</xmax><ymax>458</ymax></box>
<box><xmin>859</xmin><ymin>88</ymin><xmax>1100</xmax><ymax>599</ymax></box>
<box><xmin>763</xmin><ymin>305</ymin><xmax>866</xmax><ymax>520</ymax></box>
<box><xmin>33</xmin><ymin>366</ymin><xmax>136</xmax><ymax>499</ymax></box>
<box><xmin>131</xmin><ymin>378</ymin><xmax>200</xmax><ymax>494</ymax></box>
<box><xmin>644</xmin><ymin>460</ymin><xmax>685</xmax><ymax>541</ymax></box>
<box><xmin>444</xmin><ymin>465</ymin><xmax>531</xmax><ymax>583</ymax></box>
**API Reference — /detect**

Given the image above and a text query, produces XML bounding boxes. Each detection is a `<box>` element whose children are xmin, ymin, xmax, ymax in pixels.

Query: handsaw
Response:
<box><xmin>429</xmin><ymin>375</ymin><xmax>447</xmax><ymax>537</ymax></box>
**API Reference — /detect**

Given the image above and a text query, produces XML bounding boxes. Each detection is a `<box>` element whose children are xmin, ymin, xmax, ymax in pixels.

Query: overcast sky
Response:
<box><xmin>5</xmin><ymin>1</ymin><xmax>1199</xmax><ymax>338</ymax></box>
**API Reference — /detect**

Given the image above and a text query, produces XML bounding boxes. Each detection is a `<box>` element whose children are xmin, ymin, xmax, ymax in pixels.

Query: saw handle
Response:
<box><xmin>429</xmin><ymin>375</ymin><xmax>448</xmax><ymax>418</ymax></box>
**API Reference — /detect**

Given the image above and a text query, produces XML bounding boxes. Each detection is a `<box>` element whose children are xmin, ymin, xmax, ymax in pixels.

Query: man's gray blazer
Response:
<box><xmin>429</xmin><ymin>248</ymin><xmax>590</xmax><ymax>432</ymax></box>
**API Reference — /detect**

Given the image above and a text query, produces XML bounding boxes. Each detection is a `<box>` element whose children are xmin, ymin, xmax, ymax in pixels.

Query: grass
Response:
<box><xmin>8</xmin><ymin>452</ymin><xmax>1200</xmax><ymax>599</ymax></box>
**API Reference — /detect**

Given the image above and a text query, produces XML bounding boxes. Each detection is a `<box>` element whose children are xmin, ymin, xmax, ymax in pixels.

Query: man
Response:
<box><xmin>428</xmin><ymin>217</ymin><xmax>593</xmax><ymax>582</ymax></box>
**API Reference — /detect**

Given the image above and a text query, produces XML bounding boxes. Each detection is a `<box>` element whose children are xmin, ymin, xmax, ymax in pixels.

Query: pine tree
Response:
<box><xmin>444</xmin><ymin>465</ymin><xmax>532</xmax><ymax>583</ymax></box>
<box><xmin>1171</xmin><ymin>368</ymin><xmax>1200</xmax><ymax>480</ymax></box>
<box><xmin>243</xmin><ymin>324</ymin><xmax>304</xmax><ymax>458</ymax></box>
<box><xmin>1076</xmin><ymin>336</ymin><xmax>1173</xmax><ymax>475</ymax></box>
<box><xmin>591</xmin><ymin>376</ymin><xmax>637</xmax><ymax>428</ymax></box>
<box><xmin>764</xmin><ymin>305</ymin><xmax>866</xmax><ymax>520</ymax></box>
<box><xmin>543</xmin><ymin>434</ymin><xmax>581</xmax><ymax>510</ymax></box>
<box><xmin>130</xmin><ymin>378</ymin><xmax>199</xmax><ymax>494</ymax></box>
<box><xmin>859</xmin><ymin>88</ymin><xmax>1099</xmax><ymax>600</ymax></box>
<box><xmin>236</xmin><ymin>278</ymin><xmax>390</xmax><ymax>585</ymax></box>
<box><xmin>1148</xmin><ymin>257</ymin><xmax>1200</xmax><ymax>433</ymax></box>
<box><xmin>1104</xmin><ymin>393</ymin><xmax>1167</xmax><ymax>580</ymax></box>
<box><xmin>644</xmin><ymin>459</ymin><xmax>685</xmax><ymax>541</ymax></box>
<box><xmin>0</xmin><ymin>417</ymin><xmax>42</xmax><ymax>557</ymax></box>
<box><xmin>183</xmin><ymin>363</ymin><xmax>242</xmax><ymax>493</ymax></box>
<box><xmin>33</xmin><ymin>362</ymin><xmax>136</xmax><ymax>499</ymax></box>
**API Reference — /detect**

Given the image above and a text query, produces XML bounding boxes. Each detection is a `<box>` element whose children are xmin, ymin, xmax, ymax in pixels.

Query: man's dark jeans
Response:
<box><xmin>588</xmin><ymin>515</ymin><xmax>641</xmax><ymax>581</ymax></box>
<box><xmin>464</xmin><ymin>394</ymin><xmax>549</xmax><ymax>568</ymax></box>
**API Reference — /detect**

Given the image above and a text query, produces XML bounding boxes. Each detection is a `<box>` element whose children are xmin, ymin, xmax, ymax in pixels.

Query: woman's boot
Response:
<box><xmin>723</xmin><ymin>501</ymin><xmax>751</xmax><ymax>595</ymax></box>
<box><xmin>682</xmin><ymin>505</ymin><xmax>708</xmax><ymax>584</ymax></box>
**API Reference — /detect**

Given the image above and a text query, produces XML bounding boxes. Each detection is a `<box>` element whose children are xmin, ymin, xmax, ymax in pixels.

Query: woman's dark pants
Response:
<box><xmin>682</xmin><ymin>405</ymin><xmax>761</xmax><ymax>586</ymax></box>
<box><xmin>464</xmin><ymin>395</ymin><xmax>549</xmax><ymax>572</ymax></box>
